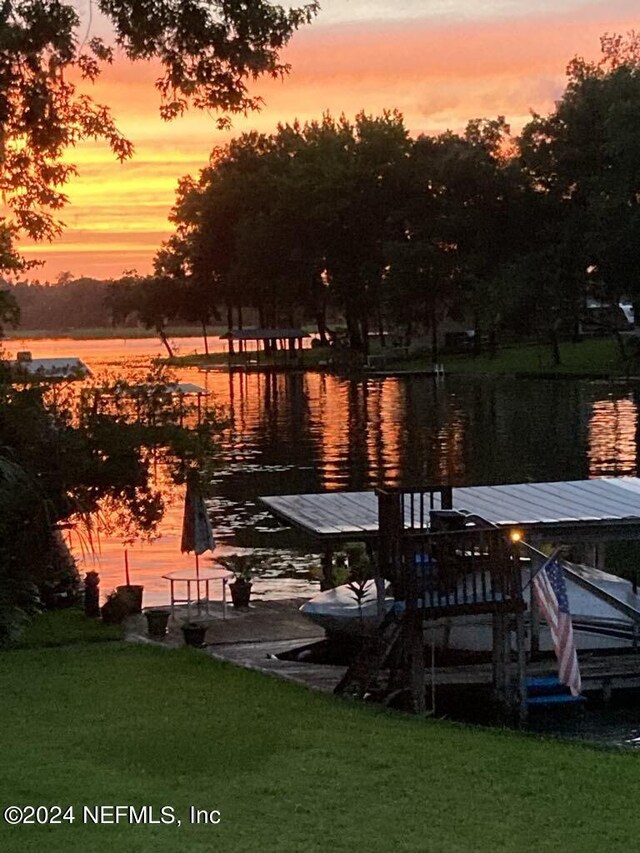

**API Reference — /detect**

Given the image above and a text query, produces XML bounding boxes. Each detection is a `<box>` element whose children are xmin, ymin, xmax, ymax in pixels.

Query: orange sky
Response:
<box><xmin>17</xmin><ymin>0</ymin><xmax>640</xmax><ymax>280</ymax></box>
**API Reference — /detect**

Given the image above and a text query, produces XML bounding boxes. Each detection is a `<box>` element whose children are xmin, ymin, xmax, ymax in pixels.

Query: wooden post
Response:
<box><xmin>441</xmin><ymin>485</ymin><xmax>453</xmax><ymax>510</ymax></box>
<box><xmin>492</xmin><ymin>612</ymin><xmax>507</xmax><ymax>717</ymax></box>
<box><xmin>377</xmin><ymin>488</ymin><xmax>404</xmax><ymax>588</ymax></box>
<box><xmin>529</xmin><ymin>552</ymin><xmax>541</xmax><ymax>659</ymax></box>
<box><xmin>515</xmin><ymin>609</ymin><xmax>528</xmax><ymax>726</ymax></box>
<box><xmin>407</xmin><ymin>608</ymin><xmax>426</xmax><ymax>714</ymax></box>
<box><xmin>320</xmin><ymin>546</ymin><xmax>334</xmax><ymax>591</ymax></box>
<box><xmin>404</xmin><ymin>538</ymin><xmax>426</xmax><ymax>715</ymax></box>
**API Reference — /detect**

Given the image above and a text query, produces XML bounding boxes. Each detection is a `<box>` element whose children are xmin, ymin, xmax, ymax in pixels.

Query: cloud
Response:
<box><xmin>18</xmin><ymin>0</ymin><xmax>639</xmax><ymax>278</ymax></box>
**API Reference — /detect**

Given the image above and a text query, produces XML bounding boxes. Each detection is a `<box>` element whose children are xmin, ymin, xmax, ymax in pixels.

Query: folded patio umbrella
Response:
<box><xmin>181</xmin><ymin>475</ymin><xmax>215</xmax><ymax>577</ymax></box>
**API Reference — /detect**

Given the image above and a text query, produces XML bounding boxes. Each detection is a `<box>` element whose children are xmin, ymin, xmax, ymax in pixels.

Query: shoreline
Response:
<box><xmin>4</xmin><ymin>330</ymin><xmax>637</xmax><ymax>379</ymax></box>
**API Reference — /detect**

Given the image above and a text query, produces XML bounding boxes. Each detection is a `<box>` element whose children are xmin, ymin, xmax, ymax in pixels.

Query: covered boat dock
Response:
<box><xmin>220</xmin><ymin>328</ymin><xmax>309</xmax><ymax>365</ymax></box>
<box><xmin>260</xmin><ymin>477</ymin><xmax>640</xmax><ymax>549</ymax></box>
<box><xmin>261</xmin><ymin>478</ymin><xmax>640</xmax><ymax>720</ymax></box>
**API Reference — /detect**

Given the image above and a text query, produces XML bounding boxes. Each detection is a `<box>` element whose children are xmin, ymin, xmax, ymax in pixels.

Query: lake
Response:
<box><xmin>8</xmin><ymin>334</ymin><xmax>640</xmax><ymax>606</ymax></box>
<box><xmin>9</xmin><ymin>334</ymin><xmax>640</xmax><ymax>745</ymax></box>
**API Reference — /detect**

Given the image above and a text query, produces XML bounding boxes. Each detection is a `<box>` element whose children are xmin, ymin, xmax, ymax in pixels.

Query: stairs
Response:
<box><xmin>526</xmin><ymin>675</ymin><xmax>585</xmax><ymax>706</ymax></box>
<box><xmin>333</xmin><ymin>613</ymin><xmax>404</xmax><ymax>699</ymax></box>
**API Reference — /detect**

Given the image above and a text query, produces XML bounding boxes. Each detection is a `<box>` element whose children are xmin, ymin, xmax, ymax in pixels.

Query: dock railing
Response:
<box><xmin>375</xmin><ymin>487</ymin><xmax>526</xmax><ymax>716</ymax></box>
<box><xmin>377</xmin><ymin>486</ymin><xmax>525</xmax><ymax>617</ymax></box>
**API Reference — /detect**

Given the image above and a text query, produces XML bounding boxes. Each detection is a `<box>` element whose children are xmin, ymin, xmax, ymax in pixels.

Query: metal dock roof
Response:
<box><xmin>9</xmin><ymin>357</ymin><xmax>91</xmax><ymax>379</ymax></box>
<box><xmin>259</xmin><ymin>478</ymin><xmax>640</xmax><ymax>542</ymax></box>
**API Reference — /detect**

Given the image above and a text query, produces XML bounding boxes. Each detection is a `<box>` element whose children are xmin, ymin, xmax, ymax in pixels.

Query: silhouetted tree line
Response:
<box><xmin>107</xmin><ymin>34</ymin><xmax>640</xmax><ymax>362</ymax></box>
<box><xmin>3</xmin><ymin>277</ymin><xmax>116</xmax><ymax>331</ymax></box>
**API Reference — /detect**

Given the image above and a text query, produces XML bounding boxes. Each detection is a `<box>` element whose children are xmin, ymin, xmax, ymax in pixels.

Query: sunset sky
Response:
<box><xmin>18</xmin><ymin>0</ymin><xmax>640</xmax><ymax>280</ymax></box>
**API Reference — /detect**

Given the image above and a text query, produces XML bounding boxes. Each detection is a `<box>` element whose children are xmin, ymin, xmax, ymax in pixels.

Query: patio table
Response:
<box><xmin>163</xmin><ymin>567</ymin><xmax>233</xmax><ymax>620</ymax></box>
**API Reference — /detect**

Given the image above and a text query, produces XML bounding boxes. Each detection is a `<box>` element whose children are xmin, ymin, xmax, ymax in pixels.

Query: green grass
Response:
<box><xmin>1</xmin><ymin>642</ymin><xmax>640</xmax><ymax>852</ymax></box>
<box><xmin>13</xmin><ymin>608</ymin><xmax>123</xmax><ymax>649</ymax></box>
<box><xmin>440</xmin><ymin>337</ymin><xmax>627</xmax><ymax>376</ymax></box>
<box><xmin>167</xmin><ymin>337</ymin><xmax>633</xmax><ymax>378</ymax></box>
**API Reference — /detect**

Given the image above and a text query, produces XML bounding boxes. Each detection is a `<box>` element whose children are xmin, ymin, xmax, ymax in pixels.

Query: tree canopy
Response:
<box><xmin>0</xmin><ymin>0</ymin><xmax>318</xmax><ymax>272</ymax></box>
<box><xmin>145</xmin><ymin>33</ymin><xmax>640</xmax><ymax>362</ymax></box>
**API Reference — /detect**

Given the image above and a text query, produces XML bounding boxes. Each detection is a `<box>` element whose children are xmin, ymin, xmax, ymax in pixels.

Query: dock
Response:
<box><xmin>134</xmin><ymin>598</ymin><xmax>640</xmax><ymax>706</ymax></box>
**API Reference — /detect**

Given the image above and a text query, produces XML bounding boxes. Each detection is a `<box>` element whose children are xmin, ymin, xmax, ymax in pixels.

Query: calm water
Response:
<box><xmin>8</xmin><ymin>335</ymin><xmax>640</xmax><ymax>601</ymax></box>
<box><xmin>8</xmin><ymin>334</ymin><xmax>640</xmax><ymax>744</ymax></box>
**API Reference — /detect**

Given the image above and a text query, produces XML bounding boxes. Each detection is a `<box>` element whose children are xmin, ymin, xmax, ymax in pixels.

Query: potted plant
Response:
<box><xmin>146</xmin><ymin>608</ymin><xmax>171</xmax><ymax>640</ymax></box>
<box><xmin>101</xmin><ymin>589</ymin><xmax>130</xmax><ymax>624</ymax></box>
<box><xmin>217</xmin><ymin>553</ymin><xmax>262</xmax><ymax>608</ymax></box>
<box><xmin>115</xmin><ymin>550</ymin><xmax>143</xmax><ymax>613</ymax></box>
<box><xmin>115</xmin><ymin>583</ymin><xmax>144</xmax><ymax>614</ymax></box>
<box><xmin>181</xmin><ymin>621</ymin><xmax>207</xmax><ymax>647</ymax></box>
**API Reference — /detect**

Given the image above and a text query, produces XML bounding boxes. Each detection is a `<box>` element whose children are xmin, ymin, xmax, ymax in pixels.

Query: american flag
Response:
<box><xmin>533</xmin><ymin>557</ymin><xmax>582</xmax><ymax>696</ymax></box>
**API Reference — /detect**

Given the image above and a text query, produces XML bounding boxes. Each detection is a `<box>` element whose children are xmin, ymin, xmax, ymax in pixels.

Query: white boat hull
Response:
<box><xmin>300</xmin><ymin>563</ymin><xmax>640</xmax><ymax>652</ymax></box>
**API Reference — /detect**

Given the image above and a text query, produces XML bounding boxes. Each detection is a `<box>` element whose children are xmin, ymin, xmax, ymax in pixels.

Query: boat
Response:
<box><xmin>300</xmin><ymin>560</ymin><xmax>640</xmax><ymax>652</ymax></box>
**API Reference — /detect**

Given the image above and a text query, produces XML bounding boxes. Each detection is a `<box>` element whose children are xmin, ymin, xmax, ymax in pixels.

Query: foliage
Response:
<box><xmin>515</xmin><ymin>32</ymin><xmax>640</xmax><ymax>360</ymax></box>
<box><xmin>100</xmin><ymin>589</ymin><xmax>132</xmax><ymax>624</ymax></box>
<box><xmin>311</xmin><ymin>542</ymin><xmax>373</xmax><ymax>591</ymax></box>
<box><xmin>0</xmin><ymin>0</ymin><xmax>318</xmax><ymax>271</ymax></box>
<box><xmin>0</xmin><ymin>362</ymin><xmax>226</xmax><ymax>641</ymax></box>
<box><xmin>6</xmin><ymin>276</ymin><xmax>121</xmax><ymax>330</ymax></box>
<box><xmin>0</xmin><ymin>290</ymin><xmax>20</xmax><ymax>338</ymax></box>
<box><xmin>216</xmin><ymin>552</ymin><xmax>264</xmax><ymax>582</ymax></box>
<box><xmin>105</xmin><ymin>271</ymin><xmax>184</xmax><ymax>356</ymax></box>
<box><xmin>0</xmin><ymin>454</ymin><xmax>43</xmax><ymax>646</ymax></box>
<box><xmin>344</xmin><ymin>542</ymin><xmax>374</xmax><ymax>606</ymax></box>
<box><xmin>160</xmin><ymin>111</ymin><xmax>412</xmax><ymax>350</ymax></box>
<box><xmin>151</xmin><ymin>35</ymin><xmax>640</xmax><ymax>365</ymax></box>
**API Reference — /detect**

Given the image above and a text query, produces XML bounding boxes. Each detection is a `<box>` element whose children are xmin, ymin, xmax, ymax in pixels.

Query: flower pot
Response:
<box><xmin>230</xmin><ymin>580</ymin><xmax>252</xmax><ymax>608</ymax></box>
<box><xmin>116</xmin><ymin>584</ymin><xmax>144</xmax><ymax>615</ymax></box>
<box><xmin>182</xmin><ymin>622</ymin><xmax>207</xmax><ymax>648</ymax></box>
<box><xmin>101</xmin><ymin>594</ymin><xmax>129</xmax><ymax>624</ymax></box>
<box><xmin>146</xmin><ymin>609</ymin><xmax>170</xmax><ymax>640</ymax></box>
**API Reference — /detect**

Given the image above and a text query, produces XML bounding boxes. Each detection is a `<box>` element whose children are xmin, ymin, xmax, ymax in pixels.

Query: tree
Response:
<box><xmin>0</xmin><ymin>365</ymin><xmax>225</xmax><ymax>643</ymax></box>
<box><xmin>0</xmin><ymin>0</ymin><xmax>318</xmax><ymax>271</ymax></box>
<box><xmin>383</xmin><ymin>119</ymin><xmax>528</xmax><ymax>359</ymax></box>
<box><xmin>0</xmin><ymin>290</ymin><xmax>20</xmax><ymax>338</ymax></box>
<box><xmin>162</xmin><ymin>111</ymin><xmax>411</xmax><ymax>352</ymax></box>
<box><xmin>106</xmin><ymin>271</ymin><xmax>181</xmax><ymax>357</ymax></box>
<box><xmin>295</xmin><ymin>111</ymin><xmax>411</xmax><ymax>351</ymax></box>
<box><xmin>517</xmin><ymin>32</ymin><xmax>640</xmax><ymax>359</ymax></box>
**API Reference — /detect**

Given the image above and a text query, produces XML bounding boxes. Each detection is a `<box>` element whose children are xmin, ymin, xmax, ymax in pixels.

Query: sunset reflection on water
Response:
<box><xmin>8</xmin><ymin>336</ymin><xmax>640</xmax><ymax>604</ymax></box>
<box><xmin>588</xmin><ymin>396</ymin><xmax>638</xmax><ymax>478</ymax></box>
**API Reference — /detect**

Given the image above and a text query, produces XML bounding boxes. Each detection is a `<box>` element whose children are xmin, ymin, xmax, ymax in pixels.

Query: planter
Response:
<box><xmin>101</xmin><ymin>594</ymin><xmax>129</xmax><ymax>625</ymax></box>
<box><xmin>115</xmin><ymin>584</ymin><xmax>144</xmax><ymax>615</ymax></box>
<box><xmin>146</xmin><ymin>609</ymin><xmax>170</xmax><ymax>640</ymax></box>
<box><xmin>182</xmin><ymin>622</ymin><xmax>207</xmax><ymax>648</ymax></box>
<box><xmin>230</xmin><ymin>579</ymin><xmax>252</xmax><ymax>608</ymax></box>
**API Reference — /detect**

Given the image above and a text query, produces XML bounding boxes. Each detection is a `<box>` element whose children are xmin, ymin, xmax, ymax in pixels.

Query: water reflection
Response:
<box><xmin>11</xmin><ymin>338</ymin><xmax>640</xmax><ymax>608</ymax></box>
<box><xmin>588</xmin><ymin>396</ymin><xmax>638</xmax><ymax>477</ymax></box>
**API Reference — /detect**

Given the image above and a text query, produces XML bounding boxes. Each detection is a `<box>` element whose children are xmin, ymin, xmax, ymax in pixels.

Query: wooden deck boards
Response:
<box><xmin>207</xmin><ymin>639</ymin><xmax>347</xmax><ymax>693</ymax></box>
<box><xmin>208</xmin><ymin>638</ymin><xmax>640</xmax><ymax>696</ymax></box>
<box><xmin>139</xmin><ymin>598</ymin><xmax>640</xmax><ymax>699</ymax></box>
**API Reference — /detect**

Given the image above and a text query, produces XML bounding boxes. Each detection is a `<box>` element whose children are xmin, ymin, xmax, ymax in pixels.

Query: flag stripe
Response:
<box><xmin>533</xmin><ymin>558</ymin><xmax>581</xmax><ymax>696</ymax></box>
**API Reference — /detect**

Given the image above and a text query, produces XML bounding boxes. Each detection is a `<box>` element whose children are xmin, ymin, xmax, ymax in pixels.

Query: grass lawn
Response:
<box><xmin>12</xmin><ymin>608</ymin><xmax>123</xmax><ymax>650</ymax></box>
<box><xmin>441</xmin><ymin>337</ymin><xmax>628</xmax><ymax>376</ymax></box>
<box><xmin>1</xmin><ymin>638</ymin><xmax>640</xmax><ymax>852</ymax></box>
<box><xmin>165</xmin><ymin>337</ymin><xmax>635</xmax><ymax>378</ymax></box>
